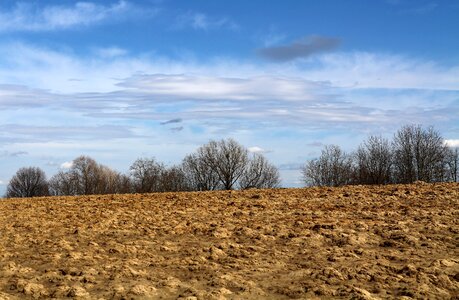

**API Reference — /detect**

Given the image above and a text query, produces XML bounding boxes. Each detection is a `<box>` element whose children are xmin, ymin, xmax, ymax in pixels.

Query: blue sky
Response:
<box><xmin>0</xmin><ymin>0</ymin><xmax>458</xmax><ymax>193</ymax></box>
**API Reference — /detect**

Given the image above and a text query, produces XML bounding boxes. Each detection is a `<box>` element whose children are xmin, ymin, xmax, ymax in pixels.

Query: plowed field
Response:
<box><xmin>0</xmin><ymin>182</ymin><xmax>458</xmax><ymax>299</ymax></box>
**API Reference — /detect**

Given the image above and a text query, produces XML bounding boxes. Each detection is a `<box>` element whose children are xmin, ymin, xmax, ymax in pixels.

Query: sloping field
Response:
<box><xmin>0</xmin><ymin>183</ymin><xmax>458</xmax><ymax>299</ymax></box>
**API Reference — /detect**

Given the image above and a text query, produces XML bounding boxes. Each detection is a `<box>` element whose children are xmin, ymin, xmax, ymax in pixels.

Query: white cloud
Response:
<box><xmin>175</xmin><ymin>12</ymin><xmax>238</xmax><ymax>31</ymax></box>
<box><xmin>248</xmin><ymin>146</ymin><xmax>266</xmax><ymax>153</ymax></box>
<box><xmin>0</xmin><ymin>1</ymin><xmax>134</xmax><ymax>32</ymax></box>
<box><xmin>0</xmin><ymin>180</ymin><xmax>4</xmax><ymax>185</ymax></box>
<box><xmin>0</xmin><ymin>43</ymin><xmax>457</xmax><ymax>136</ymax></box>
<box><xmin>1</xmin><ymin>42</ymin><xmax>458</xmax><ymax>97</ymax></box>
<box><xmin>60</xmin><ymin>161</ymin><xmax>74</xmax><ymax>169</ymax></box>
<box><xmin>94</xmin><ymin>46</ymin><xmax>128</xmax><ymax>58</ymax></box>
<box><xmin>0</xmin><ymin>42</ymin><xmax>141</xmax><ymax>93</ymax></box>
<box><xmin>445</xmin><ymin>139</ymin><xmax>459</xmax><ymax>148</ymax></box>
<box><xmin>120</xmin><ymin>74</ymin><xmax>323</xmax><ymax>101</ymax></box>
<box><xmin>306</xmin><ymin>52</ymin><xmax>459</xmax><ymax>90</ymax></box>
<box><xmin>0</xmin><ymin>124</ymin><xmax>136</xmax><ymax>142</ymax></box>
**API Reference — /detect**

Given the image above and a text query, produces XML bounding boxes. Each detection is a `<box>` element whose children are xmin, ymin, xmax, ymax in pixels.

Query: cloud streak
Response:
<box><xmin>257</xmin><ymin>35</ymin><xmax>341</xmax><ymax>62</ymax></box>
<box><xmin>170</xmin><ymin>126</ymin><xmax>184</xmax><ymax>132</ymax></box>
<box><xmin>1</xmin><ymin>43</ymin><xmax>457</xmax><ymax>138</ymax></box>
<box><xmin>0</xmin><ymin>124</ymin><xmax>137</xmax><ymax>143</ymax></box>
<box><xmin>1</xmin><ymin>42</ymin><xmax>457</xmax><ymax>97</ymax></box>
<box><xmin>160</xmin><ymin>118</ymin><xmax>183</xmax><ymax>125</ymax></box>
<box><xmin>119</xmin><ymin>74</ymin><xmax>325</xmax><ymax>101</ymax></box>
<box><xmin>0</xmin><ymin>151</ymin><xmax>28</xmax><ymax>157</ymax></box>
<box><xmin>402</xmin><ymin>3</ymin><xmax>438</xmax><ymax>14</ymax></box>
<box><xmin>0</xmin><ymin>1</ymin><xmax>136</xmax><ymax>32</ymax></box>
<box><xmin>175</xmin><ymin>12</ymin><xmax>238</xmax><ymax>31</ymax></box>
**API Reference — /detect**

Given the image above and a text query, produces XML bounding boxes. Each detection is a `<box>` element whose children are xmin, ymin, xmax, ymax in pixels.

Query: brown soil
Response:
<box><xmin>0</xmin><ymin>182</ymin><xmax>458</xmax><ymax>299</ymax></box>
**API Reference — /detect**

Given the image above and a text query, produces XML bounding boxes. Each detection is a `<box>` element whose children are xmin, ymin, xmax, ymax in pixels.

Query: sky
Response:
<box><xmin>0</xmin><ymin>0</ymin><xmax>458</xmax><ymax>194</ymax></box>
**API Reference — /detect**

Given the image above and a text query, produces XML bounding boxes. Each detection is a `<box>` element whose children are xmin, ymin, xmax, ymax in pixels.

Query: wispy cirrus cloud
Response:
<box><xmin>305</xmin><ymin>52</ymin><xmax>459</xmax><ymax>90</ymax></box>
<box><xmin>386</xmin><ymin>0</ymin><xmax>440</xmax><ymax>15</ymax></box>
<box><xmin>0</xmin><ymin>84</ymin><xmax>58</xmax><ymax>109</ymax></box>
<box><xmin>0</xmin><ymin>42</ymin><xmax>458</xmax><ymax>134</ymax></box>
<box><xmin>94</xmin><ymin>46</ymin><xmax>128</xmax><ymax>58</ymax></box>
<box><xmin>0</xmin><ymin>42</ymin><xmax>458</xmax><ymax>152</ymax></box>
<box><xmin>0</xmin><ymin>150</ymin><xmax>28</xmax><ymax>157</ymax></box>
<box><xmin>2</xmin><ymin>42</ymin><xmax>458</xmax><ymax>96</ymax></box>
<box><xmin>0</xmin><ymin>124</ymin><xmax>137</xmax><ymax>143</ymax></box>
<box><xmin>0</xmin><ymin>1</ymin><xmax>142</xmax><ymax>32</ymax></box>
<box><xmin>175</xmin><ymin>12</ymin><xmax>238</xmax><ymax>31</ymax></box>
<box><xmin>257</xmin><ymin>35</ymin><xmax>341</xmax><ymax>62</ymax></box>
<box><xmin>401</xmin><ymin>2</ymin><xmax>438</xmax><ymax>14</ymax></box>
<box><xmin>118</xmin><ymin>74</ymin><xmax>325</xmax><ymax>101</ymax></box>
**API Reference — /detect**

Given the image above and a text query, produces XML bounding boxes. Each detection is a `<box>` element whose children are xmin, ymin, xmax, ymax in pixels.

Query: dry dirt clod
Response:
<box><xmin>0</xmin><ymin>182</ymin><xmax>457</xmax><ymax>299</ymax></box>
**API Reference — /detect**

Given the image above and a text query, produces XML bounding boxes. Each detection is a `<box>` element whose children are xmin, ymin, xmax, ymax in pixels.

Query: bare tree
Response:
<box><xmin>199</xmin><ymin>139</ymin><xmax>249</xmax><ymax>190</ymax></box>
<box><xmin>130</xmin><ymin>158</ymin><xmax>165</xmax><ymax>193</ymax></box>
<box><xmin>97</xmin><ymin>166</ymin><xmax>132</xmax><ymax>194</ymax></box>
<box><xmin>49</xmin><ymin>155</ymin><xmax>125</xmax><ymax>196</ymax></box>
<box><xmin>183</xmin><ymin>139</ymin><xmax>280</xmax><ymax>190</ymax></box>
<box><xmin>49</xmin><ymin>170</ymin><xmax>78</xmax><ymax>196</ymax></box>
<box><xmin>446</xmin><ymin>147</ymin><xmax>458</xmax><ymax>182</ymax></box>
<box><xmin>182</xmin><ymin>153</ymin><xmax>221</xmax><ymax>191</ymax></box>
<box><xmin>239</xmin><ymin>153</ymin><xmax>281</xmax><ymax>189</ymax></box>
<box><xmin>160</xmin><ymin>165</ymin><xmax>190</xmax><ymax>192</ymax></box>
<box><xmin>115</xmin><ymin>173</ymin><xmax>134</xmax><ymax>194</ymax></box>
<box><xmin>354</xmin><ymin>135</ymin><xmax>392</xmax><ymax>185</ymax></box>
<box><xmin>302</xmin><ymin>145</ymin><xmax>353</xmax><ymax>187</ymax></box>
<box><xmin>71</xmin><ymin>156</ymin><xmax>104</xmax><ymax>195</ymax></box>
<box><xmin>6</xmin><ymin>167</ymin><xmax>49</xmax><ymax>198</ymax></box>
<box><xmin>392</xmin><ymin>125</ymin><xmax>448</xmax><ymax>183</ymax></box>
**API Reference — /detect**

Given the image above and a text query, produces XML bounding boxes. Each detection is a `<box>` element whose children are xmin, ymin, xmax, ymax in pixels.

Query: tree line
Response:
<box><xmin>4</xmin><ymin>124</ymin><xmax>458</xmax><ymax>197</ymax></box>
<box><xmin>5</xmin><ymin>138</ymin><xmax>281</xmax><ymax>198</ymax></box>
<box><xmin>302</xmin><ymin>124</ymin><xmax>458</xmax><ymax>186</ymax></box>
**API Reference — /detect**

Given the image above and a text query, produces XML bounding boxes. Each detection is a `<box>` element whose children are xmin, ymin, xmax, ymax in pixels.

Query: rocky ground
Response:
<box><xmin>0</xmin><ymin>182</ymin><xmax>458</xmax><ymax>299</ymax></box>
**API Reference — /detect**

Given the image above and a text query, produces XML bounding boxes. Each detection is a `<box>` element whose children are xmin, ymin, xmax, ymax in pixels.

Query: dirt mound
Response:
<box><xmin>0</xmin><ymin>183</ymin><xmax>458</xmax><ymax>299</ymax></box>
